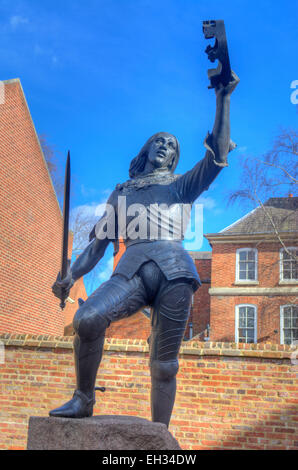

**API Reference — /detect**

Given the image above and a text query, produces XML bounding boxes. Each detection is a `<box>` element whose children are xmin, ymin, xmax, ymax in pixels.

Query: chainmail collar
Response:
<box><xmin>115</xmin><ymin>171</ymin><xmax>181</xmax><ymax>192</ymax></box>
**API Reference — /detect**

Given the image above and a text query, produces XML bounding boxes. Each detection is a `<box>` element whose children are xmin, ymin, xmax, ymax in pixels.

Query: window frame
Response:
<box><xmin>235</xmin><ymin>248</ymin><xmax>258</xmax><ymax>283</ymax></box>
<box><xmin>280</xmin><ymin>304</ymin><xmax>298</xmax><ymax>345</ymax></box>
<box><xmin>279</xmin><ymin>247</ymin><xmax>298</xmax><ymax>283</ymax></box>
<box><xmin>235</xmin><ymin>304</ymin><xmax>257</xmax><ymax>344</ymax></box>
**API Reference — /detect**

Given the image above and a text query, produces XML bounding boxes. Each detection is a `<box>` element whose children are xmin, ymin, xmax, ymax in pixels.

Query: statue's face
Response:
<box><xmin>147</xmin><ymin>134</ymin><xmax>177</xmax><ymax>170</ymax></box>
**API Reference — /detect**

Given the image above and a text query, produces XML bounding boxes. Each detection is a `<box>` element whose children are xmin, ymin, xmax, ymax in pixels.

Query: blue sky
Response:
<box><xmin>1</xmin><ymin>0</ymin><xmax>297</xmax><ymax>292</ymax></box>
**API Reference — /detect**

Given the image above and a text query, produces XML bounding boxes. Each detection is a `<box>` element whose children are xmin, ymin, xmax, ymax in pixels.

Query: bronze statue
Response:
<box><xmin>50</xmin><ymin>20</ymin><xmax>239</xmax><ymax>427</ymax></box>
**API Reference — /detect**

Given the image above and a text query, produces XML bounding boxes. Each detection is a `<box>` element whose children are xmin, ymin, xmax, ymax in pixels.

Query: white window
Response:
<box><xmin>235</xmin><ymin>305</ymin><xmax>257</xmax><ymax>343</ymax></box>
<box><xmin>236</xmin><ymin>248</ymin><xmax>258</xmax><ymax>282</ymax></box>
<box><xmin>280</xmin><ymin>305</ymin><xmax>298</xmax><ymax>345</ymax></box>
<box><xmin>280</xmin><ymin>248</ymin><xmax>298</xmax><ymax>282</ymax></box>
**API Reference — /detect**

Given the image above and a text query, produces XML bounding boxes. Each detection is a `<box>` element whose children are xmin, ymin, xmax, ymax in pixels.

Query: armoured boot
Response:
<box><xmin>151</xmin><ymin>377</ymin><xmax>177</xmax><ymax>428</ymax></box>
<box><xmin>49</xmin><ymin>334</ymin><xmax>104</xmax><ymax>418</ymax></box>
<box><xmin>49</xmin><ymin>389</ymin><xmax>95</xmax><ymax>418</ymax></box>
<box><xmin>150</xmin><ymin>360</ymin><xmax>179</xmax><ymax>428</ymax></box>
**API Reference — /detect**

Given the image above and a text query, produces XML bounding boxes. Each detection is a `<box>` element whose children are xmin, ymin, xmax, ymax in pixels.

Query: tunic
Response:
<box><xmin>89</xmin><ymin>141</ymin><xmax>228</xmax><ymax>292</ymax></box>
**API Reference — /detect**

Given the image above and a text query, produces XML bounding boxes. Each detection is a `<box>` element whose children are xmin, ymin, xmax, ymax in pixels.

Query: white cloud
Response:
<box><xmin>236</xmin><ymin>146</ymin><xmax>248</xmax><ymax>154</ymax></box>
<box><xmin>71</xmin><ymin>203</ymin><xmax>99</xmax><ymax>220</ymax></box>
<box><xmin>81</xmin><ymin>184</ymin><xmax>98</xmax><ymax>198</ymax></box>
<box><xmin>10</xmin><ymin>15</ymin><xmax>29</xmax><ymax>30</ymax></box>
<box><xmin>80</xmin><ymin>185</ymin><xmax>112</xmax><ymax>199</ymax></box>
<box><xmin>97</xmin><ymin>256</ymin><xmax>114</xmax><ymax>283</ymax></box>
<box><xmin>197</xmin><ymin>196</ymin><xmax>216</xmax><ymax>211</ymax></box>
<box><xmin>101</xmin><ymin>188</ymin><xmax>113</xmax><ymax>197</ymax></box>
<box><xmin>34</xmin><ymin>44</ymin><xmax>58</xmax><ymax>66</ymax></box>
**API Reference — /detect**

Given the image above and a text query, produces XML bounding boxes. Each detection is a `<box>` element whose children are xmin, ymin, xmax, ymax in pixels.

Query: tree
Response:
<box><xmin>228</xmin><ymin>128</ymin><xmax>297</xmax><ymax>258</ymax></box>
<box><xmin>229</xmin><ymin>128</ymin><xmax>297</xmax><ymax>207</ymax></box>
<box><xmin>70</xmin><ymin>205</ymin><xmax>114</xmax><ymax>295</ymax></box>
<box><xmin>39</xmin><ymin>133</ymin><xmax>64</xmax><ymax>205</ymax></box>
<box><xmin>39</xmin><ymin>135</ymin><xmax>113</xmax><ymax>293</ymax></box>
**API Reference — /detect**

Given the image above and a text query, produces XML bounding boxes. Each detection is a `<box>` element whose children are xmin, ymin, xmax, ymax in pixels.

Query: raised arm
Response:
<box><xmin>175</xmin><ymin>72</ymin><xmax>239</xmax><ymax>204</ymax></box>
<box><xmin>208</xmin><ymin>71</ymin><xmax>239</xmax><ymax>165</ymax></box>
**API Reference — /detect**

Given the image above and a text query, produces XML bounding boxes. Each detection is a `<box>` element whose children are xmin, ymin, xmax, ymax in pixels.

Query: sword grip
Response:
<box><xmin>56</xmin><ymin>260</ymin><xmax>72</xmax><ymax>310</ymax></box>
<box><xmin>60</xmin><ymin>296</ymin><xmax>66</xmax><ymax>310</ymax></box>
<box><xmin>60</xmin><ymin>287</ymin><xmax>68</xmax><ymax>310</ymax></box>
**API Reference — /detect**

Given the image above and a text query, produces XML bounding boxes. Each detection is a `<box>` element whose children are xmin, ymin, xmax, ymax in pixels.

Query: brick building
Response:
<box><xmin>0</xmin><ymin>82</ymin><xmax>297</xmax><ymax>452</ymax></box>
<box><xmin>205</xmin><ymin>197</ymin><xmax>298</xmax><ymax>344</ymax></box>
<box><xmin>0</xmin><ymin>78</ymin><xmax>86</xmax><ymax>336</ymax></box>
<box><xmin>187</xmin><ymin>252</ymin><xmax>211</xmax><ymax>340</ymax></box>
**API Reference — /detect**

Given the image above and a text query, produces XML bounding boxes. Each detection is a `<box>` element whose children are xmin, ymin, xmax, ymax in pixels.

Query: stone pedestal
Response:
<box><xmin>27</xmin><ymin>415</ymin><xmax>181</xmax><ymax>450</ymax></box>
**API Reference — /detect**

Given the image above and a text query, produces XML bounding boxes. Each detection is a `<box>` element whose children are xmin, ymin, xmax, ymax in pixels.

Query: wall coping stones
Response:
<box><xmin>0</xmin><ymin>333</ymin><xmax>296</xmax><ymax>360</ymax></box>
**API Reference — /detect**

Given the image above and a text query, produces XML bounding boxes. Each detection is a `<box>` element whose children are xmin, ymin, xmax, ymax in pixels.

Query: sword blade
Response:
<box><xmin>60</xmin><ymin>150</ymin><xmax>71</xmax><ymax>309</ymax></box>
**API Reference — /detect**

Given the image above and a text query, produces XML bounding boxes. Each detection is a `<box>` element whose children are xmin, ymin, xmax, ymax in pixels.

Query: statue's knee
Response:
<box><xmin>150</xmin><ymin>359</ymin><xmax>179</xmax><ymax>381</ymax></box>
<box><xmin>73</xmin><ymin>306</ymin><xmax>107</xmax><ymax>340</ymax></box>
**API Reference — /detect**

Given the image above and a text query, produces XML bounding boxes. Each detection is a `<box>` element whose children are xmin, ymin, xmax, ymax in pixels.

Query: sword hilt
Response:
<box><xmin>60</xmin><ymin>295</ymin><xmax>67</xmax><ymax>310</ymax></box>
<box><xmin>58</xmin><ymin>259</ymin><xmax>71</xmax><ymax>310</ymax></box>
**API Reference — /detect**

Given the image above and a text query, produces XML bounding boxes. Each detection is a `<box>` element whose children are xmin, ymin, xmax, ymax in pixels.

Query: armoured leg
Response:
<box><xmin>49</xmin><ymin>275</ymin><xmax>147</xmax><ymax>418</ymax></box>
<box><xmin>150</xmin><ymin>359</ymin><xmax>179</xmax><ymax>427</ymax></box>
<box><xmin>49</xmin><ymin>308</ymin><xmax>108</xmax><ymax>418</ymax></box>
<box><xmin>149</xmin><ymin>281</ymin><xmax>193</xmax><ymax>427</ymax></box>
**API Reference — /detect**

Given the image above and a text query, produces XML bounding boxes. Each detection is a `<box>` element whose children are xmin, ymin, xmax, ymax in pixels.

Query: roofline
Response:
<box><xmin>2</xmin><ymin>78</ymin><xmax>21</xmax><ymax>84</ymax></box>
<box><xmin>4</xmin><ymin>78</ymin><xmax>62</xmax><ymax>217</ymax></box>
<box><xmin>219</xmin><ymin>207</ymin><xmax>258</xmax><ymax>233</ymax></box>
<box><xmin>205</xmin><ymin>231</ymin><xmax>298</xmax><ymax>244</ymax></box>
<box><xmin>219</xmin><ymin>197</ymin><xmax>298</xmax><ymax>235</ymax></box>
<box><xmin>188</xmin><ymin>251</ymin><xmax>212</xmax><ymax>260</ymax></box>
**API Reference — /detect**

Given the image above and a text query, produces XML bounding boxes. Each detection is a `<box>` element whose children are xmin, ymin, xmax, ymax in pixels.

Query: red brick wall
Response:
<box><xmin>0</xmin><ymin>333</ymin><xmax>297</xmax><ymax>450</ymax></box>
<box><xmin>188</xmin><ymin>258</ymin><xmax>211</xmax><ymax>339</ymax></box>
<box><xmin>210</xmin><ymin>295</ymin><xmax>297</xmax><ymax>343</ymax></box>
<box><xmin>64</xmin><ymin>276</ymin><xmax>88</xmax><ymax>334</ymax></box>
<box><xmin>211</xmin><ymin>242</ymin><xmax>293</xmax><ymax>288</ymax></box>
<box><xmin>105</xmin><ymin>312</ymin><xmax>151</xmax><ymax>340</ymax></box>
<box><xmin>209</xmin><ymin>242</ymin><xmax>297</xmax><ymax>343</ymax></box>
<box><xmin>0</xmin><ymin>80</ymin><xmax>67</xmax><ymax>335</ymax></box>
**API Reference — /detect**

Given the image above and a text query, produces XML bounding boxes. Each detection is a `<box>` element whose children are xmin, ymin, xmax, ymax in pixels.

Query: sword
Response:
<box><xmin>59</xmin><ymin>150</ymin><xmax>71</xmax><ymax>310</ymax></box>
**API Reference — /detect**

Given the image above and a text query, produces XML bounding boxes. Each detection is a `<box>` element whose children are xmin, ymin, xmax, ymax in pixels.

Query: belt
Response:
<box><xmin>124</xmin><ymin>239</ymin><xmax>183</xmax><ymax>249</ymax></box>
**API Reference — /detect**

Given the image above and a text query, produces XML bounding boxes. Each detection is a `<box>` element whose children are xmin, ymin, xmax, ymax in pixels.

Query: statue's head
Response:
<box><xmin>129</xmin><ymin>132</ymin><xmax>180</xmax><ymax>179</ymax></box>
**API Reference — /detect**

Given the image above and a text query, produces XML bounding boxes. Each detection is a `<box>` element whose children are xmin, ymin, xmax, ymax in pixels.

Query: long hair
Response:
<box><xmin>129</xmin><ymin>132</ymin><xmax>180</xmax><ymax>179</ymax></box>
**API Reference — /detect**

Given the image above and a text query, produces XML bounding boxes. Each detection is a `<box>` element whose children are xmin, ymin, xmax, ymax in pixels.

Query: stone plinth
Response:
<box><xmin>27</xmin><ymin>415</ymin><xmax>181</xmax><ymax>450</ymax></box>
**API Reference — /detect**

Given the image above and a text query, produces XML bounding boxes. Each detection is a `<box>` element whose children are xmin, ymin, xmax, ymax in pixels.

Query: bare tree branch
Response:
<box><xmin>256</xmin><ymin>159</ymin><xmax>298</xmax><ymax>184</ymax></box>
<box><xmin>227</xmin><ymin>128</ymin><xmax>298</xmax><ymax>264</ymax></box>
<box><xmin>70</xmin><ymin>205</ymin><xmax>113</xmax><ymax>293</ymax></box>
<box><xmin>228</xmin><ymin>128</ymin><xmax>297</xmax><ymax>205</ymax></box>
<box><xmin>39</xmin><ymin>134</ymin><xmax>64</xmax><ymax>204</ymax></box>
